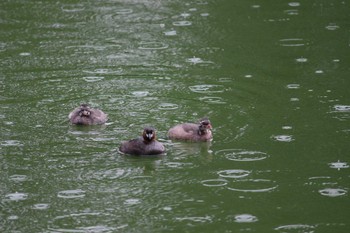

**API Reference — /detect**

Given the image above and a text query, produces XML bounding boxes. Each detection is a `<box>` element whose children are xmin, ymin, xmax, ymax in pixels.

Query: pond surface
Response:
<box><xmin>1</xmin><ymin>0</ymin><xmax>349</xmax><ymax>232</ymax></box>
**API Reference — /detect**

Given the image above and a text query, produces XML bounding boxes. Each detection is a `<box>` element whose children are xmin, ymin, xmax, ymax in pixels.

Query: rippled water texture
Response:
<box><xmin>1</xmin><ymin>0</ymin><xmax>349</xmax><ymax>232</ymax></box>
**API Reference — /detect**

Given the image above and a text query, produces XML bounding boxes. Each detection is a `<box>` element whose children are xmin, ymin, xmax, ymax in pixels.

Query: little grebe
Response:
<box><xmin>68</xmin><ymin>104</ymin><xmax>108</xmax><ymax>125</ymax></box>
<box><xmin>167</xmin><ymin>118</ymin><xmax>212</xmax><ymax>142</ymax></box>
<box><xmin>119</xmin><ymin>127</ymin><xmax>165</xmax><ymax>155</ymax></box>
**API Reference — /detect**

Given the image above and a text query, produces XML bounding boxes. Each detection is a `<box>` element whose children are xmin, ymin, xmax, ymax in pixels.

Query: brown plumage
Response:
<box><xmin>167</xmin><ymin>118</ymin><xmax>213</xmax><ymax>142</ymax></box>
<box><xmin>68</xmin><ymin>104</ymin><xmax>108</xmax><ymax>125</ymax></box>
<box><xmin>119</xmin><ymin>127</ymin><xmax>165</xmax><ymax>155</ymax></box>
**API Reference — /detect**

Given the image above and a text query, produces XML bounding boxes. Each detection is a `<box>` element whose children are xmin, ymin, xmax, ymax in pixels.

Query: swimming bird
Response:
<box><xmin>167</xmin><ymin>118</ymin><xmax>213</xmax><ymax>142</ymax></box>
<box><xmin>119</xmin><ymin>127</ymin><xmax>165</xmax><ymax>155</ymax></box>
<box><xmin>68</xmin><ymin>104</ymin><xmax>108</xmax><ymax>125</ymax></box>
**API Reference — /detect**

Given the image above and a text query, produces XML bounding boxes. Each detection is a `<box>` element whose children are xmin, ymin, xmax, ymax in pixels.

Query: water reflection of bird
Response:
<box><xmin>119</xmin><ymin>127</ymin><xmax>165</xmax><ymax>155</ymax></box>
<box><xmin>68</xmin><ymin>104</ymin><xmax>108</xmax><ymax>125</ymax></box>
<box><xmin>167</xmin><ymin>118</ymin><xmax>213</xmax><ymax>142</ymax></box>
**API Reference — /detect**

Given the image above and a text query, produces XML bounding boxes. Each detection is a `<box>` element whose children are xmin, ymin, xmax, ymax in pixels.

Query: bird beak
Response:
<box><xmin>145</xmin><ymin>132</ymin><xmax>154</xmax><ymax>140</ymax></box>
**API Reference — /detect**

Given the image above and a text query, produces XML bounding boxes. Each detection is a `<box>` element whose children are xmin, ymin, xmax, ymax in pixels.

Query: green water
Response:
<box><xmin>1</xmin><ymin>0</ymin><xmax>349</xmax><ymax>232</ymax></box>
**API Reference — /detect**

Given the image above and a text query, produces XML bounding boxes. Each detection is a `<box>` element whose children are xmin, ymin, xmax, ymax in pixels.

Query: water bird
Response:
<box><xmin>167</xmin><ymin>118</ymin><xmax>213</xmax><ymax>142</ymax></box>
<box><xmin>119</xmin><ymin>127</ymin><xmax>165</xmax><ymax>155</ymax></box>
<box><xmin>68</xmin><ymin>104</ymin><xmax>108</xmax><ymax>125</ymax></box>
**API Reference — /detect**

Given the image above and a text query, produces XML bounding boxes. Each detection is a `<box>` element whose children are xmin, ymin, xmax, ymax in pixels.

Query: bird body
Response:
<box><xmin>168</xmin><ymin>118</ymin><xmax>212</xmax><ymax>142</ymax></box>
<box><xmin>119</xmin><ymin>127</ymin><xmax>165</xmax><ymax>155</ymax></box>
<box><xmin>69</xmin><ymin>104</ymin><xmax>107</xmax><ymax>125</ymax></box>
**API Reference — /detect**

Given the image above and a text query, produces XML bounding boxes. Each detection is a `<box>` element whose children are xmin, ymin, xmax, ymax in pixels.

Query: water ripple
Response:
<box><xmin>199</xmin><ymin>96</ymin><xmax>226</xmax><ymax>104</ymax></box>
<box><xmin>164</xmin><ymin>30</ymin><xmax>177</xmax><ymax>36</ymax></box>
<box><xmin>138</xmin><ymin>41</ymin><xmax>169</xmax><ymax>50</ymax></box>
<box><xmin>331</xmin><ymin>104</ymin><xmax>350</xmax><ymax>121</ymax></box>
<box><xmin>329</xmin><ymin>161</ymin><xmax>349</xmax><ymax>170</ymax></box>
<box><xmin>319</xmin><ymin>188</ymin><xmax>347</xmax><ymax>197</ymax></box>
<box><xmin>216</xmin><ymin>149</ymin><xmax>269</xmax><ymax>162</ymax></box>
<box><xmin>296</xmin><ymin>57</ymin><xmax>308</xmax><ymax>63</ymax></box>
<box><xmin>286</xmin><ymin>84</ymin><xmax>300</xmax><ymax>89</ymax></box>
<box><xmin>32</xmin><ymin>203</ymin><xmax>50</xmax><ymax>210</ymax></box>
<box><xmin>124</xmin><ymin>198</ymin><xmax>141</xmax><ymax>205</ymax></box>
<box><xmin>284</xmin><ymin>9</ymin><xmax>299</xmax><ymax>15</ymax></box>
<box><xmin>57</xmin><ymin>189</ymin><xmax>86</xmax><ymax>199</ymax></box>
<box><xmin>158</xmin><ymin>103</ymin><xmax>179</xmax><ymax>110</ymax></box>
<box><xmin>173</xmin><ymin>21</ymin><xmax>192</xmax><ymax>26</ymax></box>
<box><xmin>217</xmin><ymin>169</ymin><xmax>251</xmax><ymax>178</ymax></box>
<box><xmin>234</xmin><ymin>214</ymin><xmax>258</xmax><ymax>223</ymax></box>
<box><xmin>201</xmin><ymin>179</ymin><xmax>228</xmax><ymax>187</ymax></box>
<box><xmin>325</xmin><ymin>23</ymin><xmax>339</xmax><ymax>31</ymax></box>
<box><xmin>83</xmin><ymin>68</ymin><xmax>123</xmax><ymax>75</ymax></box>
<box><xmin>164</xmin><ymin>162</ymin><xmax>193</xmax><ymax>168</ymax></box>
<box><xmin>19</xmin><ymin>52</ymin><xmax>31</xmax><ymax>56</ymax></box>
<box><xmin>65</xmin><ymin>45</ymin><xmax>109</xmax><ymax>51</ymax></box>
<box><xmin>189</xmin><ymin>84</ymin><xmax>224</xmax><ymax>93</ymax></box>
<box><xmin>61</xmin><ymin>4</ymin><xmax>85</xmax><ymax>12</ymax></box>
<box><xmin>288</xmin><ymin>2</ymin><xmax>301</xmax><ymax>7</ymax></box>
<box><xmin>49</xmin><ymin>212</ymin><xmax>120</xmax><ymax>232</ymax></box>
<box><xmin>5</xmin><ymin>193</ymin><xmax>28</xmax><ymax>201</ymax></box>
<box><xmin>113</xmin><ymin>8</ymin><xmax>133</xmax><ymax>14</ymax></box>
<box><xmin>333</xmin><ymin>105</ymin><xmax>350</xmax><ymax>112</ymax></box>
<box><xmin>187</xmin><ymin>57</ymin><xmax>204</xmax><ymax>64</ymax></box>
<box><xmin>131</xmin><ymin>91</ymin><xmax>149</xmax><ymax>97</ymax></box>
<box><xmin>1</xmin><ymin>140</ymin><xmax>23</xmax><ymax>147</ymax></box>
<box><xmin>9</xmin><ymin>174</ymin><xmax>27</xmax><ymax>182</ymax></box>
<box><xmin>227</xmin><ymin>179</ymin><xmax>278</xmax><ymax>193</ymax></box>
<box><xmin>175</xmin><ymin>216</ymin><xmax>212</xmax><ymax>223</ymax></box>
<box><xmin>79</xmin><ymin>167</ymin><xmax>135</xmax><ymax>181</ymax></box>
<box><xmin>279</xmin><ymin>38</ymin><xmax>308</xmax><ymax>47</ymax></box>
<box><xmin>275</xmin><ymin>224</ymin><xmax>315</xmax><ymax>232</ymax></box>
<box><xmin>82</xmin><ymin>76</ymin><xmax>105</xmax><ymax>82</ymax></box>
<box><xmin>272</xmin><ymin>135</ymin><xmax>294</xmax><ymax>142</ymax></box>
